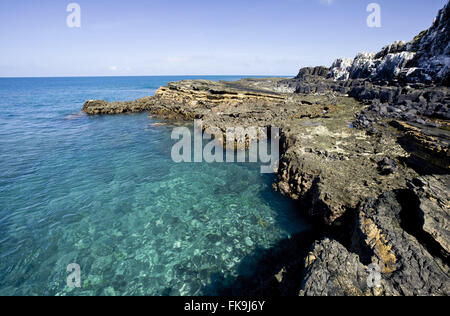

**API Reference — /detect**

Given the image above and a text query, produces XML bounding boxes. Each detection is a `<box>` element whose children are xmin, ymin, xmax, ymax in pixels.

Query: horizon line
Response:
<box><xmin>0</xmin><ymin>74</ymin><xmax>296</xmax><ymax>79</ymax></box>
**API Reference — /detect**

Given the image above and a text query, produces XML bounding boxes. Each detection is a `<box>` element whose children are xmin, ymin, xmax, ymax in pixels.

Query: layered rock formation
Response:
<box><xmin>81</xmin><ymin>2</ymin><xmax>450</xmax><ymax>296</ymax></box>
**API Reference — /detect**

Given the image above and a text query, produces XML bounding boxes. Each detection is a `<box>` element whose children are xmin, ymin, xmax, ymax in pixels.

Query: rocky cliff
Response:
<box><xmin>327</xmin><ymin>1</ymin><xmax>449</xmax><ymax>86</ymax></box>
<box><xmin>283</xmin><ymin>1</ymin><xmax>449</xmax><ymax>124</ymax></box>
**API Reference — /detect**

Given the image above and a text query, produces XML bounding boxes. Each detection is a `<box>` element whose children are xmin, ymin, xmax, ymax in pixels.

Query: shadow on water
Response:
<box><xmin>199</xmin><ymin>171</ymin><xmax>318</xmax><ymax>296</ymax></box>
<box><xmin>198</xmin><ymin>210</ymin><xmax>362</xmax><ymax>296</ymax></box>
<box><xmin>259</xmin><ymin>174</ymin><xmax>311</xmax><ymax>234</ymax></box>
<box><xmin>197</xmin><ymin>171</ymin><xmax>366</xmax><ymax>296</ymax></box>
<box><xmin>200</xmin><ymin>229</ymin><xmax>319</xmax><ymax>296</ymax></box>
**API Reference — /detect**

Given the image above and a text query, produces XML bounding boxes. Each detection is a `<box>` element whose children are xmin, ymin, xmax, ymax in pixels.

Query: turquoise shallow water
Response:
<box><xmin>0</xmin><ymin>76</ymin><xmax>308</xmax><ymax>296</ymax></box>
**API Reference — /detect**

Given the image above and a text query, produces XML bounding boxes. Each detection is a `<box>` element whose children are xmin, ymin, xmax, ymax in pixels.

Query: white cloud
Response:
<box><xmin>108</xmin><ymin>65</ymin><xmax>118</xmax><ymax>71</ymax></box>
<box><xmin>320</xmin><ymin>0</ymin><xmax>334</xmax><ymax>5</ymax></box>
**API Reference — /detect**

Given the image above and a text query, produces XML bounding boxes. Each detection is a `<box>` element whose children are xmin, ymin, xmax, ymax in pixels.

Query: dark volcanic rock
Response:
<box><xmin>390</xmin><ymin>120</ymin><xmax>450</xmax><ymax>173</ymax></box>
<box><xmin>351</xmin><ymin>189</ymin><xmax>449</xmax><ymax>296</ymax></box>
<box><xmin>82</xmin><ymin>99</ymin><xmax>155</xmax><ymax>114</ymax></box>
<box><xmin>378</xmin><ymin>157</ymin><xmax>398</xmax><ymax>175</ymax></box>
<box><xmin>299</xmin><ymin>238</ymin><xmax>372</xmax><ymax>296</ymax></box>
<box><xmin>299</xmin><ymin>238</ymin><xmax>400</xmax><ymax>296</ymax></box>
<box><xmin>408</xmin><ymin>175</ymin><xmax>450</xmax><ymax>255</ymax></box>
<box><xmin>295</xmin><ymin>66</ymin><xmax>330</xmax><ymax>80</ymax></box>
<box><xmin>300</xmin><ymin>178</ymin><xmax>449</xmax><ymax>296</ymax></box>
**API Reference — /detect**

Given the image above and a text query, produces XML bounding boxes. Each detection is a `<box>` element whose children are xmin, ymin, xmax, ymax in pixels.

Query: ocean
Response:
<box><xmin>0</xmin><ymin>76</ymin><xmax>309</xmax><ymax>295</ymax></box>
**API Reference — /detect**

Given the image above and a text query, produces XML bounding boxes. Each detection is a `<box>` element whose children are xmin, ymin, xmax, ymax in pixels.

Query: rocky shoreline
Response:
<box><xmin>82</xmin><ymin>2</ymin><xmax>449</xmax><ymax>296</ymax></box>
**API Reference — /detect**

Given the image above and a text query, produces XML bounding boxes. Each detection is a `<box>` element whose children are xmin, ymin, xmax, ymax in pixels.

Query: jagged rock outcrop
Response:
<box><xmin>282</xmin><ymin>75</ymin><xmax>450</xmax><ymax>121</ymax></box>
<box><xmin>352</xmin><ymin>189</ymin><xmax>449</xmax><ymax>296</ymax></box>
<box><xmin>300</xmin><ymin>175</ymin><xmax>450</xmax><ymax>296</ymax></box>
<box><xmin>295</xmin><ymin>66</ymin><xmax>329</xmax><ymax>80</ymax></box>
<box><xmin>328</xmin><ymin>58</ymin><xmax>354</xmax><ymax>81</ymax></box>
<box><xmin>390</xmin><ymin>120</ymin><xmax>450</xmax><ymax>173</ymax></box>
<box><xmin>327</xmin><ymin>1</ymin><xmax>449</xmax><ymax>86</ymax></box>
<box><xmin>327</xmin><ymin>44</ymin><xmax>417</xmax><ymax>84</ymax></box>
<box><xmin>299</xmin><ymin>238</ymin><xmax>371</xmax><ymax>296</ymax></box>
<box><xmin>407</xmin><ymin>2</ymin><xmax>450</xmax><ymax>86</ymax></box>
<box><xmin>282</xmin><ymin>1</ymin><xmax>450</xmax><ymax>128</ymax></box>
<box><xmin>299</xmin><ymin>238</ymin><xmax>399</xmax><ymax>296</ymax></box>
<box><xmin>409</xmin><ymin>175</ymin><xmax>450</xmax><ymax>255</ymax></box>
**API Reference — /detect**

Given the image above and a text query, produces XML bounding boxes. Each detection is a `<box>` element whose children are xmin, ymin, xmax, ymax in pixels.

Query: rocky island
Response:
<box><xmin>82</xmin><ymin>2</ymin><xmax>449</xmax><ymax>296</ymax></box>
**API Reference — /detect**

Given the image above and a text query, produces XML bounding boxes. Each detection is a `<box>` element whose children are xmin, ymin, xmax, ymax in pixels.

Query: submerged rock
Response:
<box><xmin>82</xmin><ymin>99</ymin><xmax>155</xmax><ymax>114</ymax></box>
<box><xmin>244</xmin><ymin>237</ymin><xmax>254</xmax><ymax>247</ymax></box>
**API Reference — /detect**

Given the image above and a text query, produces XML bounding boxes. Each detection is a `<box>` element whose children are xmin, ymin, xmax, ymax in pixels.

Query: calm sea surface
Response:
<box><xmin>0</xmin><ymin>76</ymin><xmax>308</xmax><ymax>295</ymax></box>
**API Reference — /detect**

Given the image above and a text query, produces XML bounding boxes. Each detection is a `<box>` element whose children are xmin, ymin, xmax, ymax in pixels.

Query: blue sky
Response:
<box><xmin>0</xmin><ymin>0</ymin><xmax>447</xmax><ymax>77</ymax></box>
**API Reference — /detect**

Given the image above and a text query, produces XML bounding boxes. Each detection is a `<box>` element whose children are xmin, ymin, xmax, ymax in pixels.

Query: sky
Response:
<box><xmin>0</xmin><ymin>0</ymin><xmax>447</xmax><ymax>77</ymax></box>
